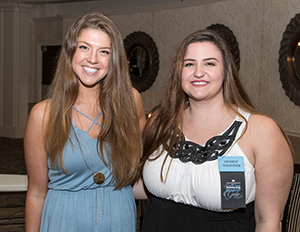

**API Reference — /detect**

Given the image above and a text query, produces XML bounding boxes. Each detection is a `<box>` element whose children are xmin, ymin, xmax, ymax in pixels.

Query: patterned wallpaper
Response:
<box><xmin>30</xmin><ymin>0</ymin><xmax>300</xmax><ymax>136</ymax></box>
<box><xmin>110</xmin><ymin>0</ymin><xmax>300</xmax><ymax>137</ymax></box>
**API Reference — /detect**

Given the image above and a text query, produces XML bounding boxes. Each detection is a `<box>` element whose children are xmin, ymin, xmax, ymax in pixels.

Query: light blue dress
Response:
<box><xmin>40</xmin><ymin>108</ymin><xmax>136</xmax><ymax>232</ymax></box>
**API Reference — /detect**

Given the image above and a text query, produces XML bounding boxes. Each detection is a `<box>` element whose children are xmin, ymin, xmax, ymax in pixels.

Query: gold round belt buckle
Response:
<box><xmin>93</xmin><ymin>172</ymin><xmax>105</xmax><ymax>184</ymax></box>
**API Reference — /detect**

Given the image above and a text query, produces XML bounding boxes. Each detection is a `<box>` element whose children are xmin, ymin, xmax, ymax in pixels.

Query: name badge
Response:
<box><xmin>218</xmin><ymin>156</ymin><xmax>246</xmax><ymax>209</ymax></box>
<box><xmin>218</xmin><ymin>156</ymin><xmax>245</xmax><ymax>172</ymax></box>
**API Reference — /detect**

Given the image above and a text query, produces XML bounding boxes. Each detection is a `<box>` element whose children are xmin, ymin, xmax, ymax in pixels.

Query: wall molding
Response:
<box><xmin>0</xmin><ymin>8</ymin><xmax>3</xmax><ymax>127</ymax></box>
<box><xmin>12</xmin><ymin>4</ymin><xmax>20</xmax><ymax>127</ymax></box>
<box><xmin>286</xmin><ymin>130</ymin><xmax>300</xmax><ymax>138</ymax></box>
<box><xmin>0</xmin><ymin>4</ymin><xmax>31</xmax><ymax>137</ymax></box>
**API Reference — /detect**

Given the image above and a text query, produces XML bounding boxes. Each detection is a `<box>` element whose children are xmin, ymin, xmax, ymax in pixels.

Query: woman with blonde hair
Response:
<box><xmin>136</xmin><ymin>29</ymin><xmax>294</xmax><ymax>232</ymax></box>
<box><xmin>25</xmin><ymin>11</ymin><xmax>145</xmax><ymax>232</ymax></box>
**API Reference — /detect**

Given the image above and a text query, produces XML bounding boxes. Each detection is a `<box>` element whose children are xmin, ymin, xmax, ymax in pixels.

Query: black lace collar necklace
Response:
<box><xmin>166</xmin><ymin>120</ymin><xmax>242</xmax><ymax>165</ymax></box>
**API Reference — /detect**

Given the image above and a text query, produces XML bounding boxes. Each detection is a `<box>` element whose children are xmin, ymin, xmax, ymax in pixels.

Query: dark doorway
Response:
<box><xmin>41</xmin><ymin>45</ymin><xmax>61</xmax><ymax>99</ymax></box>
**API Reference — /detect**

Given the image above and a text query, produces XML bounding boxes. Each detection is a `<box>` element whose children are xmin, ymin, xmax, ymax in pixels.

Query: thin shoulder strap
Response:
<box><xmin>236</xmin><ymin>108</ymin><xmax>250</xmax><ymax>139</ymax></box>
<box><xmin>72</xmin><ymin>106</ymin><xmax>102</xmax><ymax>132</ymax></box>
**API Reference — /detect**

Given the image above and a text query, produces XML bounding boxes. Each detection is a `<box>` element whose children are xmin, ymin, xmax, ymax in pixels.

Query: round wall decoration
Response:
<box><xmin>206</xmin><ymin>23</ymin><xmax>240</xmax><ymax>70</ymax></box>
<box><xmin>279</xmin><ymin>13</ymin><xmax>300</xmax><ymax>106</ymax></box>
<box><xmin>123</xmin><ymin>31</ymin><xmax>159</xmax><ymax>92</ymax></box>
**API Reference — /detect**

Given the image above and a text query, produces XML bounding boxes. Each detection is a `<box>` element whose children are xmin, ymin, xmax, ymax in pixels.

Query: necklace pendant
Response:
<box><xmin>94</xmin><ymin>172</ymin><xmax>105</xmax><ymax>184</ymax></box>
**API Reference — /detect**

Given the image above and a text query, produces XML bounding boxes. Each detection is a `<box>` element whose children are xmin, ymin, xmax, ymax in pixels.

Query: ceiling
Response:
<box><xmin>0</xmin><ymin>0</ymin><xmax>226</xmax><ymax>8</ymax></box>
<box><xmin>0</xmin><ymin>0</ymin><xmax>90</xmax><ymax>3</ymax></box>
<box><xmin>0</xmin><ymin>0</ymin><xmax>228</xmax><ymax>17</ymax></box>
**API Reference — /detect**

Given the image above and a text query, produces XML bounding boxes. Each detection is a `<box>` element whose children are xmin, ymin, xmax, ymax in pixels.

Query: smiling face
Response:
<box><xmin>72</xmin><ymin>28</ymin><xmax>111</xmax><ymax>88</ymax></box>
<box><xmin>181</xmin><ymin>41</ymin><xmax>224</xmax><ymax>103</ymax></box>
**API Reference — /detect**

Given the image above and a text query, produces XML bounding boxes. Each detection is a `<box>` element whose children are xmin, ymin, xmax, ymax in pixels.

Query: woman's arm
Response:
<box><xmin>247</xmin><ymin>114</ymin><xmax>294</xmax><ymax>232</ymax></box>
<box><xmin>132</xmin><ymin>177</ymin><xmax>149</xmax><ymax>200</ymax></box>
<box><xmin>24</xmin><ymin>101</ymin><xmax>49</xmax><ymax>232</ymax></box>
<box><xmin>132</xmin><ymin>87</ymin><xmax>146</xmax><ymax>131</ymax></box>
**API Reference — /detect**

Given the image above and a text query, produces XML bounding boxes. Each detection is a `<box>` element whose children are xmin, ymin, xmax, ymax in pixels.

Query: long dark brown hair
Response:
<box><xmin>44</xmin><ymin>11</ymin><xmax>142</xmax><ymax>189</ymax></box>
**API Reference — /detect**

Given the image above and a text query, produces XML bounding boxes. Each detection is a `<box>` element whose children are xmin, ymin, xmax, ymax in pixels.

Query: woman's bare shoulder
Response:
<box><xmin>247</xmin><ymin>113</ymin><xmax>281</xmax><ymax>134</ymax></box>
<box><xmin>246</xmin><ymin>113</ymin><xmax>291</xmax><ymax>159</ymax></box>
<box><xmin>28</xmin><ymin>99</ymin><xmax>50</xmax><ymax>124</ymax></box>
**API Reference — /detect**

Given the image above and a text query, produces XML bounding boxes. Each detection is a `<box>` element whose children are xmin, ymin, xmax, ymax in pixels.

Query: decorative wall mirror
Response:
<box><xmin>279</xmin><ymin>13</ymin><xmax>300</xmax><ymax>106</ymax></box>
<box><xmin>206</xmin><ymin>23</ymin><xmax>240</xmax><ymax>70</ymax></box>
<box><xmin>123</xmin><ymin>31</ymin><xmax>159</xmax><ymax>92</ymax></box>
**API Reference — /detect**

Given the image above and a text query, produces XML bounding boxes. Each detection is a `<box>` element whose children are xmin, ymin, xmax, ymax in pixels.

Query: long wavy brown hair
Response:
<box><xmin>141</xmin><ymin>29</ymin><xmax>292</xmax><ymax>180</ymax></box>
<box><xmin>44</xmin><ymin>11</ymin><xmax>142</xmax><ymax>189</ymax></box>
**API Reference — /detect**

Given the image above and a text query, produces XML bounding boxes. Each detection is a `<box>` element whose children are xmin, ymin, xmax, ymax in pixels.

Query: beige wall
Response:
<box><xmin>111</xmin><ymin>0</ymin><xmax>300</xmax><ymax>128</ymax></box>
<box><xmin>288</xmin><ymin>135</ymin><xmax>300</xmax><ymax>164</ymax></box>
<box><xmin>29</xmin><ymin>0</ymin><xmax>300</xmax><ymax>162</ymax></box>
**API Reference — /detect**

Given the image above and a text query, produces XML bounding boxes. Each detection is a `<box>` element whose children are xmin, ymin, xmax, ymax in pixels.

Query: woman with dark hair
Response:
<box><xmin>24</xmin><ymin>11</ymin><xmax>146</xmax><ymax>232</ymax></box>
<box><xmin>135</xmin><ymin>30</ymin><xmax>294</xmax><ymax>232</ymax></box>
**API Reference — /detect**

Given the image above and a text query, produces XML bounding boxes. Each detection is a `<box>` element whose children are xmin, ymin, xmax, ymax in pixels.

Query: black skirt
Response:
<box><xmin>141</xmin><ymin>196</ymin><xmax>255</xmax><ymax>232</ymax></box>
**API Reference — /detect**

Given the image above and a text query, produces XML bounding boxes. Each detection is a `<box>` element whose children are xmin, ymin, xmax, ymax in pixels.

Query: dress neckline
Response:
<box><xmin>71</xmin><ymin>106</ymin><xmax>103</xmax><ymax>140</ymax></box>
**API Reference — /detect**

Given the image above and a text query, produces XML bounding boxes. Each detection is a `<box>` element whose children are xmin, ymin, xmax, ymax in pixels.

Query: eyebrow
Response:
<box><xmin>77</xmin><ymin>41</ymin><xmax>111</xmax><ymax>49</ymax></box>
<box><xmin>183</xmin><ymin>57</ymin><xmax>219</xmax><ymax>62</ymax></box>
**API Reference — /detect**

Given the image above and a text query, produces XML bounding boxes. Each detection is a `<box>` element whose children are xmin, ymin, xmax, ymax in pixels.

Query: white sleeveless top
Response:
<box><xmin>143</xmin><ymin>109</ymin><xmax>256</xmax><ymax>212</ymax></box>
